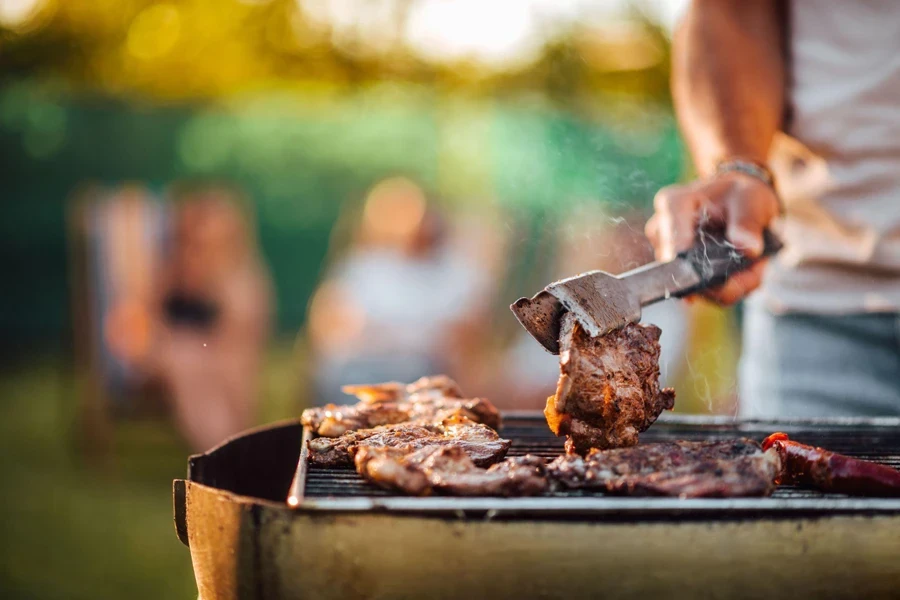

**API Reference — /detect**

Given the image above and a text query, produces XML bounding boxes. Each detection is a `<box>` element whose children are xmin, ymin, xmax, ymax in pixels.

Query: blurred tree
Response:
<box><xmin>0</xmin><ymin>0</ymin><xmax>673</xmax><ymax>104</ymax></box>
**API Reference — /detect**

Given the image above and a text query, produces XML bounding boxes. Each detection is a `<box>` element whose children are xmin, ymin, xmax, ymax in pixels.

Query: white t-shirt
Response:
<box><xmin>330</xmin><ymin>247</ymin><xmax>491</xmax><ymax>355</ymax></box>
<box><xmin>760</xmin><ymin>0</ymin><xmax>900</xmax><ymax>314</ymax></box>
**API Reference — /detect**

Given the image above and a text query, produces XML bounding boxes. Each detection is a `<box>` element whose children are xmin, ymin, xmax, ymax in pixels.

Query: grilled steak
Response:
<box><xmin>545</xmin><ymin>315</ymin><xmax>675</xmax><ymax>455</ymax></box>
<box><xmin>355</xmin><ymin>445</ymin><xmax>547</xmax><ymax>497</ymax></box>
<box><xmin>302</xmin><ymin>375</ymin><xmax>501</xmax><ymax>437</ymax></box>
<box><xmin>307</xmin><ymin>419</ymin><xmax>511</xmax><ymax>467</ymax></box>
<box><xmin>547</xmin><ymin>439</ymin><xmax>781</xmax><ymax>497</ymax></box>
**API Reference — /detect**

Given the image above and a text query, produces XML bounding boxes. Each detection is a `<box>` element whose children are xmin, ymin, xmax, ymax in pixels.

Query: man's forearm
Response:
<box><xmin>673</xmin><ymin>0</ymin><xmax>785</xmax><ymax>176</ymax></box>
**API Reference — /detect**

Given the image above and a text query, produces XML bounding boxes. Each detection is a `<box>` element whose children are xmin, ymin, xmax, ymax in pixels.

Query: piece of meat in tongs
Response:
<box><xmin>545</xmin><ymin>314</ymin><xmax>675</xmax><ymax>455</ymax></box>
<box><xmin>301</xmin><ymin>375</ymin><xmax>501</xmax><ymax>437</ymax></box>
<box><xmin>355</xmin><ymin>445</ymin><xmax>548</xmax><ymax>497</ymax></box>
<box><xmin>548</xmin><ymin>438</ymin><xmax>781</xmax><ymax>498</ymax></box>
<box><xmin>763</xmin><ymin>432</ymin><xmax>900</xmax><ymax>496</ymax></box>
<box><xmin>514</xmin><ymin>228</ymin><xmax>782</xmax><ymax>454</ymax></box>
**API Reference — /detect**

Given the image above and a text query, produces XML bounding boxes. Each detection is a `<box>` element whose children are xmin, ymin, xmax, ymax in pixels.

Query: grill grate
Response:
<box><xmin>293</xmin><ymin>414</ymin><xmax>900</xmax><ymax>518</ymax></box>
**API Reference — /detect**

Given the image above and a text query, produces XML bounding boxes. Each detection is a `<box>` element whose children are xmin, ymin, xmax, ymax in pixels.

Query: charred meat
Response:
<box><xmin>307</xmin><ymin>419</ymin><xmax>511</xmax><ymax>467</ymax></box>
<box><xmin>546</xmin><ymin>315</ymin><xmax>675</xmax><ymax>455</ymax></box>
<box><xmin>548</xmin><ymin>438</ymin><xmax>780</xmax><ymax>498</ymax></box>
<box><xmin>302</xmin><ymin>375</ymin><xmax>501</xmax><ymax>437</ymax></box>
<box><xmin>355</xmin><ymin>445</ymin><xmax>547</xmax><ymax>497</ymax></box>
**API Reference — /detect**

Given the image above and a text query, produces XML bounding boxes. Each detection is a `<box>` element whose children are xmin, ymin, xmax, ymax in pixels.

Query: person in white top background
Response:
<box><xmin>307</xmin><ymin>178</ymin><xmax>504</xmax><ymax>406</ymax></box>
<box><xmin>646</xmin><ymin>0</ymin><xmax>900</xmax><ymax>416</ymax></box>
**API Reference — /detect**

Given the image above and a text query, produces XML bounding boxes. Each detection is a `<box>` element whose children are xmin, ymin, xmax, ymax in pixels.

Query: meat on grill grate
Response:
<box><xmin>302</xmin><ymin>377</ymin><xmax>779</xmax><ymax>499</ymax></box>
<box><xmin>355</xmin><ymin>445</ymin><xmax>548</xmax><ymax>497</ymax></box>
<box><xmin>547</xmin><ymin>439</ymin><xmax>781</xmax><ymax>497</ymax></box>
<box><xmin>545</xmin><ymin>315</ymin><xmax>675</xmax><ymax>455</ymax></box>
<box><xmin>301</xmin><ymin>375</ymin><xmax>501</xmax><ymax>437</ymax></box>
<box><xmin>307</xmin><ymin>418</ymin><xmax>511</xmax><ymax>467</ymax></box>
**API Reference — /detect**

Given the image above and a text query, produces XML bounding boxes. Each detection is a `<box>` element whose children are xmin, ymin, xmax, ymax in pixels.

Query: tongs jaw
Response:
<box><xmin>511</xmin><ymin>270</ymin><xmax>639</xmax><ymax>355</ymax></box>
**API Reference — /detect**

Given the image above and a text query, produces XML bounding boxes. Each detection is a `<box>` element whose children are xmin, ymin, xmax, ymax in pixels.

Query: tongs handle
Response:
<box><xmin>674</xmin><ymin>228</ymin><xmax>783</xmax><ymax>296</ymax></box>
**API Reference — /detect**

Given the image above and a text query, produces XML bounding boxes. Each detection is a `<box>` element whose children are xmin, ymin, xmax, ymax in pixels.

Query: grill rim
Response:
<box><xmin>296</xmin><ymin>495</ymin><xmax>900</xmax><ymax>518</ymax></box>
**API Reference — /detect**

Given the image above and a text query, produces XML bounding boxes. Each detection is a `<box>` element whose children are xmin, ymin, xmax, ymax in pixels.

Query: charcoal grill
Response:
<box><xmin>174</xmin><ymin>413</ymin><xmax>900</xmax><ymax>599</ymax></box>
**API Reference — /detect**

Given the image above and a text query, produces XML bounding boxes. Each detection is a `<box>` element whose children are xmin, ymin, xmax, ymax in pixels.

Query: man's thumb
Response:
<box><xmin>727</xmin><ymin>224</ymin><xmax>763</xmax><ymax>257</ymax></box>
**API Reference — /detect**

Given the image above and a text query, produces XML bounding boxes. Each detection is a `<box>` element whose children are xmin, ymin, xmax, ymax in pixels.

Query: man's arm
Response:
<box><xmin>674</xmin><ymin>0</ymin><xmax>785</xmax><ymax>174</ymax></box>
<box><xmin>646</xmin><ymin>0</ymin><xmax>785</xmax><ymax>304</ymax></box>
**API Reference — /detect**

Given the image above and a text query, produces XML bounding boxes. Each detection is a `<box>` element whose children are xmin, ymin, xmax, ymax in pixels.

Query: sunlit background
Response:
<box><xmin>0</xmin><ymin>1</ymin><xmax>752</xmax><ymax>598</ymax></box>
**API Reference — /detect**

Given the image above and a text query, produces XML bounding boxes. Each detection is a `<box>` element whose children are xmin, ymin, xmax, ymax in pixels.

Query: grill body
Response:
<box><xmin>174</xmin><ymin>414</ymin><xmax>900</xmax><ymax>599</ymax></box>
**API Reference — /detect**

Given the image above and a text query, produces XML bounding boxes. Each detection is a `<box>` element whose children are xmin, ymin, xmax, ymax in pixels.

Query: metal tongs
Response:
<box><xmin>511</xmin><ymin>228</ymin><xmax>783</xmax><ymax>354</ymax></box>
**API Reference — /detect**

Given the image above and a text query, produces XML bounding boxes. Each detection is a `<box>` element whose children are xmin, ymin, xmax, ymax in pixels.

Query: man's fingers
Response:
<box><xmin>724</xmin><ymin>179</ymin><xmax>780</xmax><ymax>258</ymax></box>
<box><xmin>653</xmin><ymin>187</ymin><xmax>698</xmax><ymax>261</ymax></box>
<box><xmin>702</xmin><ymin>260</ymin><xmax>767</xmax><ymax>305</ymax></box>
<box><xmin>725</xmin><ymin>205</ymin><xmax>764</xmax><ymax>258</ymax></box>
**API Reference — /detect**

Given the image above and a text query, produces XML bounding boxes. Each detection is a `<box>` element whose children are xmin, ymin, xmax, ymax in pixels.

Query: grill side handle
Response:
<box><xmin>174</xmin><ymin>479</ymin><xmax>189</xmax><ymax>547</ymax></box>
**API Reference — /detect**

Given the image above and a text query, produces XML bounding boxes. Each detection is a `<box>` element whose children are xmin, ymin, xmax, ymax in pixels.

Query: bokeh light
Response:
<box><xmin>0</xmin><ymin>0</ymin><xmax>44</xmax><ymax>29</ymax></box>
<box><xmin>126</xmin><ymin>3</ymin><xmax>182</xmax><ymax>61</ymax></box>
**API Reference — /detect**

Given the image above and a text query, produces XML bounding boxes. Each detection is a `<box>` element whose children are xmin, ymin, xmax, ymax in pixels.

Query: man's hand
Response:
<box><xmin>657</xmin><ymin>0</ymin><xmax>785</xmax><ymax>305</ymax></box>
<box><xmin>645</xmin><ymin>172</ymin><xmax>780</xmax><ymax>305</ymax></box>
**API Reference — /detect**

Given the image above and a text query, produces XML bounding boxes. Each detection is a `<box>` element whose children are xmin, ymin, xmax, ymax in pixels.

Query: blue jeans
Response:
<box><xmin>739</xmin><ymin>298</ymin><xmax>900</xmax><ymax>417</ymax></box>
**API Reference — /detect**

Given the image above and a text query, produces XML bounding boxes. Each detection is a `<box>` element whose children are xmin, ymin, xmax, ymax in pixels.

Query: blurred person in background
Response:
<box><xmin>307</xmin><ymin>177</ymin><xmax>504</xmax><ymax>405</ymax></box>
<box><xmin>108</xmin><ymin>185</ymin><xmax>272</xmax><ymax>450</ymax></box>
<box><xmin>86</xmin><ymin>184</ymin><xmax>166</xmax><ymax>417</ymax></box>
<box><xmin>646</xmin><ymin>1</ymin><xmax>900</xmax><ymax>417</ymax></box>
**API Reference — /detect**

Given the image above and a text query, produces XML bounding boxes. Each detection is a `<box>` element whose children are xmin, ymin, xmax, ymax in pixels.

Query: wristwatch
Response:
<box><xmin>714</xmin><ymin>158</ymin><xmax>783</xmax><ymax>214</ymax></box>
<box><xmin>714</xmin><ymin>158</ymin><xmax>775</xmax><ymax>189</ymax></box>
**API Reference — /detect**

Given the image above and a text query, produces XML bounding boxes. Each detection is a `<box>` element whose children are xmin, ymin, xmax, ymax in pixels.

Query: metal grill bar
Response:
<box><xmin>292</xmin><ymin>413</ymin><xmax>900</xmax><ymax>518</ymax></box>
<box><xmin>286</xmin><ymin>428</ymin><xmax>312</xmax><ymax>507</ymax></box>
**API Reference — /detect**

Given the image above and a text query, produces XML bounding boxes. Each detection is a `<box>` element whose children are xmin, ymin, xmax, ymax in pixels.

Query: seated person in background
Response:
<box><xmin>109</xmin><ymin>185</ymin><xmax>272</xmax><ymax>451</ymax></box>
<box><xmin>307</xmin><ymin>177</ymin><xmax>504</xmax><ymax>406</ymax></box>
<box><xmin>154</xmin><ymin>186</ymin><xmax>273</xmax><ymax>451</ymax></box>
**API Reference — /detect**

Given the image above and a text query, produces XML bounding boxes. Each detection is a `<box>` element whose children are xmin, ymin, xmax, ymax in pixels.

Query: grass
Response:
<box><xmin>0</xmin><ymin>342</ymin><xmax>305</xmax><ymax>600</ymax></box>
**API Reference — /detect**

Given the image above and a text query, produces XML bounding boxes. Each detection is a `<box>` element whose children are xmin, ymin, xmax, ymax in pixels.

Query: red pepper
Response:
<box><xmin>762</xmin><ymin>432</ymin><xmax>900</xmax><ymax>497</ymax></box>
